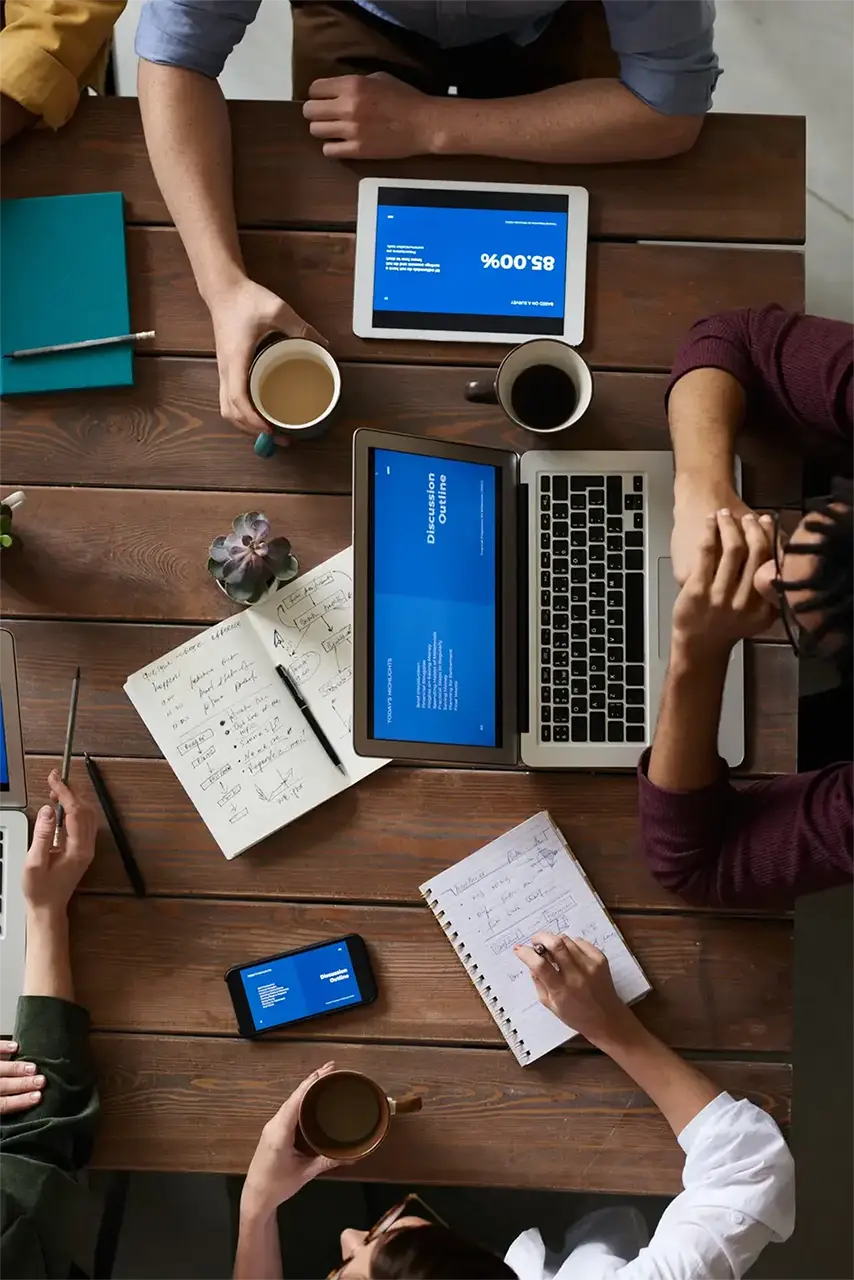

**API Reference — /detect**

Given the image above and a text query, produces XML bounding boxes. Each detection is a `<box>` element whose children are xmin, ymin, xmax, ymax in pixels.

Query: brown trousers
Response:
<box><xmin>290</xmin><ymin>0</ymin><xmax>619</xmax><ymax>100</ymax></box>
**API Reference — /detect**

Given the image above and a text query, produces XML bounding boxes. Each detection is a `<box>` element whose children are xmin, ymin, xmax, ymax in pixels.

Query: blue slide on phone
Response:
<box><xmin>240</xmin><ymin>939</ymin><xmax>362</xmax><ymax>1031</ymax></box>
<box><xmin>371</xmin><ymin>447</ymin><xmax>499</xmax><ymax>747</ymax></box>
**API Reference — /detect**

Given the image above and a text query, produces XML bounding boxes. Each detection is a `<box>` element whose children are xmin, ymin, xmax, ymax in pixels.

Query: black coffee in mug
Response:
<box><xmin>510</xmin><ymin>363</ymin><xmax>578</xmax><ymax>431</ymax></box>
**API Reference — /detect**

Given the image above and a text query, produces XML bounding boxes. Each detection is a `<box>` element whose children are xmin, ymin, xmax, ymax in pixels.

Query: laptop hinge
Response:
<box><xmin>516</xmin><ymin>481</ymin><xmax>530</xmax><ymax>735</ymax></box>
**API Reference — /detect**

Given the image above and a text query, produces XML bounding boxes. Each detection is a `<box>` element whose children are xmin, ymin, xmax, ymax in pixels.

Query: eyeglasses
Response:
<box><xmin>771</xmin><ymin>507</ymin><xmax>806</xmax><ymax>658</ymax></box>
<box><xmin>329</xmin><ymin>1193</ymin><xmax>448</xmax><ymax>1279</ymax></box>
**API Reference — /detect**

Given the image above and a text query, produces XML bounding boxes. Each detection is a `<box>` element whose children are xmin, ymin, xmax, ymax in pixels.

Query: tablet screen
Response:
<box><xmin>370</xmin><ymin>447</ymin><xmax>501</xmax><ymax>747</ymax></box>
<box><xmin>372</xmin><ymin>187</ymin><xmax>568</xmax><ymax>335</ymax></box>
<box><xmin>0</xmin><ymin>694</ymin><xmax>9</xmax><ymax>792</ymax></box>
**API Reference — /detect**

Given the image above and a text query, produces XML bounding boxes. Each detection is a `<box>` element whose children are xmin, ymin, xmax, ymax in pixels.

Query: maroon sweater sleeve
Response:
<box><xmin>666</xmin><ymin>305</ymin><xmax>853</xmax><ymax>469</ymax></box>
<box><xmin>637</xmin><ymin>750</ymin><xmax>853</xmax><ymax>908</ymax></box>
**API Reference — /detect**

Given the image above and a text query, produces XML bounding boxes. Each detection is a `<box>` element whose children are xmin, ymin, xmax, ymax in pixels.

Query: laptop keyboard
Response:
<box><xmin>538</xmin><ymin>473</ymin><xmax>646</xmax><ymax>745</ymax></box>
<box><xmin>0</xmin><ymin>827</ymin><xmax>5</xmax><ymax>939</ymax></box>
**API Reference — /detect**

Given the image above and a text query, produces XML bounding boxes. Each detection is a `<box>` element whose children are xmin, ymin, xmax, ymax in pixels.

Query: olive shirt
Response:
<box><xmin>0</xmin><ymin>997</ymin><xmax>99</xmax><ymax>1280</ymax></box>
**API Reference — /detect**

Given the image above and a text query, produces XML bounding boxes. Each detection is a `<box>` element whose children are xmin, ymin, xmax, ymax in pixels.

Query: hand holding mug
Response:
<box><xmin>241</xmin><ymin>1062</ymin><xmax>340</xmax><ymax>1220</ymax></box>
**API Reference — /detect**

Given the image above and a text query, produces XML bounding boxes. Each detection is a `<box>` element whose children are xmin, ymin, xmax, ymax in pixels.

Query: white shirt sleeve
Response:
<box><xmin>505</xmin><ymin>1093</ymin><xmax>794</xmax><ymax>1280</ymax></box>
<box><xmin>612</xmin><ymin>1093</ymin><xmax>795</xmax><ymax>1280</ymax></box>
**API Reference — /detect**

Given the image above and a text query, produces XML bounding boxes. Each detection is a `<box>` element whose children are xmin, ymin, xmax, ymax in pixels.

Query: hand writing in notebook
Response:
<box><xmin>515</xmin><ymin>932</ymin><xmax>633</xmax><ymax>1048</ymax></box>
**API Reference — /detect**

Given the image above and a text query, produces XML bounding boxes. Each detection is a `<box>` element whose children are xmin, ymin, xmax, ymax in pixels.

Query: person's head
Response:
<box><xmin>335</xmin><ymin>1197</ymin><xmax>516</xmax><ymax>1279</ymax></box>
<box><xmin>753</xmin><ymin>478</ymin><xmax>853</xmax><ymax>671</ymax></box>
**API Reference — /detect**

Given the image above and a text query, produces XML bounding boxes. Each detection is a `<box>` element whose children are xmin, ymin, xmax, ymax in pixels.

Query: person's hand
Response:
<box><xmin>672</xmin><ymin>476</ymin><xmax>752</xmax><ymax>585</ymax></box>
<box><xmin>671</xmin><ymin>509</ymin><xmax>777</xmax><ymax>659</ymax></box>
<box><xmin>22</xmin><ymin>772</ymin><xmax>97</xmax><ymax>917</ymax></box>
<box><xmin>303</xmin><ymin>73</ymin><xmax>439</xmax><ymax>160</ymax></box>
<box><xmin>515</xmin><ymin>932</ymin><xmax>632</xmax><ymax>1047</ymax></box>
<box><xmin>207</xmin><ymin>277</ymin><xmax>326</xmax><ymax>442</ymax></box>
<box><xmin>0</xmin><ymin>1041</ymin><xmax>45</xmax><ymax>1115</ymax></box>
<box><xmin>241</xmin><ymin>1062</ymin><xmax>339</xmax><ymax>1220</ymax></box>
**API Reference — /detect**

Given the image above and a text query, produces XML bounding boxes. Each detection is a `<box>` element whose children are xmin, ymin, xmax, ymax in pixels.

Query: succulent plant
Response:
<box><xmin>0</xmin><ymin>490</ymin><xmax>26</xmax><ymax>551</ymax></box>
<box><xmin>208</xmin><ymin>512</ymin><xmax>299</xmax><ymax>605</ymax></box>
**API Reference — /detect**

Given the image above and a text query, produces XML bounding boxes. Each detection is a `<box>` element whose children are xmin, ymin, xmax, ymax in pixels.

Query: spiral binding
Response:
<box><xmin>423</xmin><ymin>889</ymin><xmax>531</xmax><ymax>1063</ymax></box>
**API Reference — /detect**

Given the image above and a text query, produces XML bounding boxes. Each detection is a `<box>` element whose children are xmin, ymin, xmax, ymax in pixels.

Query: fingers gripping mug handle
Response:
<box><xmin>464</xmin><ymin>378</ymin><xmax>498</xmax><ymax>405</ymax></box>
<box><xmin>389</xmin><ymin>1093</ymin><xmax>423</xmax><ymax>1116</ymax></box>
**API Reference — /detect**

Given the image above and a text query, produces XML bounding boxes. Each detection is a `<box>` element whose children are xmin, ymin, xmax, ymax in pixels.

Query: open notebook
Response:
<box><xmin>420</xmin><ymin>812</ymin><xmax>650</xmax><ymax>1065</ymax></box>
<box><xmin>125</xmin><ymin>548</ymin><xmax>387</xmax><ymax>858</ymax></box>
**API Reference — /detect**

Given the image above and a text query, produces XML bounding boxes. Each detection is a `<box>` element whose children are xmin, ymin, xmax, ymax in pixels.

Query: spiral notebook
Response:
<box><xmin>420</xmin><ymin>812</ymin><xmax>651</xmax><ymax>1065</ymax></box>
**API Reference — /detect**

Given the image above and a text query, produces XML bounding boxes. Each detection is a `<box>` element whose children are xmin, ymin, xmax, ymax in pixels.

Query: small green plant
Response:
<box><xmin>0</xmin><ymin>491</ymin><xmax>26</xmax><ymax>550</ymax></box>
<box><xmin>208</xmin><ymin>512</ymin><xmax>299</xmax><ymax>606</ymax></box>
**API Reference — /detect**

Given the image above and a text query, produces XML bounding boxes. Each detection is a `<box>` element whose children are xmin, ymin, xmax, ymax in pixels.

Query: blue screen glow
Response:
<box><xmin>240</xmin><ymin>940</ymin><xmax>362</xmax><ymax>1031</ymax></box>
<box><xmin>0</xmin><ymin>694</ymin><xmax>8</xmax><ymax>790</ymax></box>
<box><xmin>372</xmin><ymin>191</ymin><xmax>568</xmax><ymax>334</ymax></box>
<box><xmin>371</xmin><ymin>448</ymin><xmax>498</xmax><ymax>747</ymax></box>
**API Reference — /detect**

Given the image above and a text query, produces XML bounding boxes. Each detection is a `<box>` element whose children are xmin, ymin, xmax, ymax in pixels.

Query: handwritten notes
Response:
<box><xmin>421</xmin><ymin>812</ymin><xmax>650</xmax><ymax>1064</ymax></box>
<box><xmin>125</xmin><ymin>549</ymin><xmax>387</xmax><ymax>859</ymax></box>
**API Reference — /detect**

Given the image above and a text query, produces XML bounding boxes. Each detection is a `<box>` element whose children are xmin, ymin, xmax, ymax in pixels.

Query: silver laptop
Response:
<box><xmin>1</xmin><ymin>629</ymin><xmax>28</xmax><ymax>1033</ymax></box>
<box><xmin>352</xmin><ymin>434</ymin><xmax>743</xmax><ymax>769</ymax></box>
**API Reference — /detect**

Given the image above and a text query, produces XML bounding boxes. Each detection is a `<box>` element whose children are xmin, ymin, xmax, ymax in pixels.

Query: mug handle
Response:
<box><xmin>389</xmin><ymin>1093</ymin><xmax>423</xmax><ymax>1116</ymax></box>
<box><xmin>254</xmin><ymin>431</ymin><xmax>278</xmax><ymax>458</ymax></box>
<box><xmin>464</xmin><ymin>378</ymin><xmax>498</xmax><ymax>405</ymax></box>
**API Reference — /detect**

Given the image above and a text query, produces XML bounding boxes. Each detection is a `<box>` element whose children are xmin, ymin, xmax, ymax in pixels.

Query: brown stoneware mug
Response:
<box><xmin>295</xmin><ymin>1069</ymin><xmax>422</xmax><ymax>1161</ymax></box>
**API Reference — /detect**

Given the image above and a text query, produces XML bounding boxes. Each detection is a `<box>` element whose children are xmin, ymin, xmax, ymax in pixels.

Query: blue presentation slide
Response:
<box><xmin>0</xmin><ymin>695</ymin><xmax>8</xmax><ymax>789</ymax></box>
<box><xmin>240</xmin><ymin>940</ymin><xmax>362</xmax><ymax>1031</ymax></box>
<box><xmin>372</xmin><ymin>448</ymin><xmax>498</xmax><ymax>747</ymax></box>
<box><xmin>373</xmin><ymin>203</ymin><xmax>568</xmax><ymax>320</ymax></box>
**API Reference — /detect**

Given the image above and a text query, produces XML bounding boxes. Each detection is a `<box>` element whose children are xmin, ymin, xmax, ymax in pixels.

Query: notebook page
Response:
<box><xmin>421</xmin><ymin>812</ymin><xmax>650</xmax><ymax>1063</ymax></box>
<box><xmin>246</xmin><ymin>547</ymin><xmax>388</xmax><ymax>783</ymax></box>
<box><xmin>124</xmin><ymin>613</ymin><xmax>349</xmax><ymax>859</ymax></box>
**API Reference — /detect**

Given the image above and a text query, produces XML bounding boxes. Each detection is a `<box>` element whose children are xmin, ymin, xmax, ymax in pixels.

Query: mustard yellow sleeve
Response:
<box><xmin>0</xmin><ymin>0</ymin><xmax>126</xmax><ymax>129</ymax></box>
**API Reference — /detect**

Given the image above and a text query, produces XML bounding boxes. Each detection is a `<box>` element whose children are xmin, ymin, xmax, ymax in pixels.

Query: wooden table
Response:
<box><xmin>1</xmin><ymin>101</ymin><xmax>804</xmax><ymax>1195</ymax></box>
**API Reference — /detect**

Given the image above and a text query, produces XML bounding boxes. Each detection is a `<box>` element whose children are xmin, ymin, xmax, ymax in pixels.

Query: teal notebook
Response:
<box><xmin>0</xmin><ymin>192</ymin><xmax>133</xmax><ymax>396</ymax></box>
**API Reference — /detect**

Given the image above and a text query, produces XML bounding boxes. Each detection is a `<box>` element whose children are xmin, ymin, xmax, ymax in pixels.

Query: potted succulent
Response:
<box><xmin>208</xmin><ymin>512</ymin><xmax>299</xmax><ymax>606</ymax></box>
<box><xmin>0</xmin><ymin>490</ymin><xmax>26</xmax><ymax>551</ymax></box>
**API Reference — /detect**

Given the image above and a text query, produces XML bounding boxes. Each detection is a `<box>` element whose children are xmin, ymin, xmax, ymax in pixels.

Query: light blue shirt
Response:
<box><xmin>135</xmin><ymin>0</ymin><xmax>720</xmax><ymax>116</ymax></box>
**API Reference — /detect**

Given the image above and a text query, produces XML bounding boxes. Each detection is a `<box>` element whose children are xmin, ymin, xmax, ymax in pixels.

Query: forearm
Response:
<box><xmin>668</xmin><ymin>366</ymin><xmax>745</xmax><ymax>494</ymax></box>
<box><xmin>595</xmin><ymin>1010</ymin><xmax>718</xmax><ymax>1138</ymax></box>
<box><xmin>647</xmin><ymin>640</ymin><xmax>729</xmax><ymax>791</ymax></box>
<box><xmin>234</xmin><ymin>1204</ymin><xmax>282</xmax><ymax>1280</ymax></box>
<box><xmin>138</xmin><ymin>61</ymin><xmax>246</xmax><ymax>307</ymax></box>
<box><xmin>427</xmin><ymin>80</ymin><xmax>702</xmax><ymax>164</ymax></box>
<box><xmin>23</xmin><ymin>910</ymin><xmax>74</xmax><ymax>1001</ymax></box>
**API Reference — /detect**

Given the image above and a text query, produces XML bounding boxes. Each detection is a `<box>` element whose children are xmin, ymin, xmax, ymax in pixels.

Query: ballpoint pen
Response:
<box><xmin>275</xmin><ymin>664</ymin><xmax>347</xmax><ymax>776</ymax></box>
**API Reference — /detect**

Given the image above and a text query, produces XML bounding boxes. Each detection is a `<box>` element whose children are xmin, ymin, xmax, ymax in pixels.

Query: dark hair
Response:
<box><xmin>781</xmin><ymin>477</ymin><xmax>853</xmax><ymax>671</ymax></box>
<box><xmin>370</xmin><ymin>1224</ymin><xmax>516</xmax><ymax>1280</ymax></box>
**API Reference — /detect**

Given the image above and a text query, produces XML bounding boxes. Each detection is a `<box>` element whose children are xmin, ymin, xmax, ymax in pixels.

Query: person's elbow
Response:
<box><xmin>639</xmin><ymin>108</ymin><xmax>705</xmax><ymax>160</ymax></box>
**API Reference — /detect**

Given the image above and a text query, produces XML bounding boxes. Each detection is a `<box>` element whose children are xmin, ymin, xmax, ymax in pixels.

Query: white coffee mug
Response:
<box><xmin>249</xmin><ymin>336</ymin><xmax>341</xmax><ymax>457</ymax></box>
<box><xmin>465</xmin><ymin>338</ymin><xmax>593</xmax><ymax>435</ymax></box>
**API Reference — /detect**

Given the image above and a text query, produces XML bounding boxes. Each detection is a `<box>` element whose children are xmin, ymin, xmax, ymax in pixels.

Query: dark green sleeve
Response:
<box><xmin>1</xmin><ymin>997</ymin><xmax>100</xmax><ymax>1279</ymax></box>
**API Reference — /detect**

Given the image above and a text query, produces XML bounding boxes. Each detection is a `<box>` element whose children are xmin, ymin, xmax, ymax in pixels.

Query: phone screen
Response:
<box><xmin>238</xmin><ymin>939</ymin><xmax>366</xmax><ymax>1032</ymax></box>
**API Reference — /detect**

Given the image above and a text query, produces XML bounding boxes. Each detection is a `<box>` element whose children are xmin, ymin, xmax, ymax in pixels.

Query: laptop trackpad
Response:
<box><xmin>656</xmin><ymin>557</ymin><xmax>745</xmax><ymax>768</ymax></box>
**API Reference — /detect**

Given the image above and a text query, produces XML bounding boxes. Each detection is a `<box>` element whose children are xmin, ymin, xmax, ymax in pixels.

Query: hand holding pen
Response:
<box><xmin>514</xmin><ymin>931</ymin><xmax>631</xmax><ymax>1046</ymax></box>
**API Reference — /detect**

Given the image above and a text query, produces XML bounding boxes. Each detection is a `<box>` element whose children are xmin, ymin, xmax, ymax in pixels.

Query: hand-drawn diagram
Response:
<box><xmin>263</xmin><ymin>562</ymin><xmax>355</xmax><ymax>742</ymax></box>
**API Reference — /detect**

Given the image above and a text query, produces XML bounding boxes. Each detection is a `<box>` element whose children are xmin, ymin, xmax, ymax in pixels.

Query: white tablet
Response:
<box><xmin>353</xmin><ymin>177</ymin><xmax>588</xmax><ymax>346</ymax></box>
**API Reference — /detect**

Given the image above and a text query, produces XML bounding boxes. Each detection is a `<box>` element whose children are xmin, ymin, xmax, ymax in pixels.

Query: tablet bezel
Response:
<box><xmin>353</xmin><ymin>177</ymin><xmax>588</xmax><ymax>346</ymax></box>
<box><xmin>352</xmin><ymin>429</ymin><xmax>519</xmax><ymax>767</ymax></box>
<box><xmin>0</xmin><ymin>629</ymin><xmax>28</xmax><ymax>809</ymax></box>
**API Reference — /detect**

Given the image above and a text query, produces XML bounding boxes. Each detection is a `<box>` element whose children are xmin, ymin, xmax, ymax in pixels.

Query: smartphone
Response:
<box><xmin>225</xmin><ymin>934</ymin><xmax>378</xmax><ymax>1039</ymax></box>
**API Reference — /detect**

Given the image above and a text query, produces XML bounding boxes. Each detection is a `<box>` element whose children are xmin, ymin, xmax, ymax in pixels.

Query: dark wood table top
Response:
<box><xmin>1</xmin><ymin>101</ymin><xmax>803</xmax><ymax>1195</ymax></box>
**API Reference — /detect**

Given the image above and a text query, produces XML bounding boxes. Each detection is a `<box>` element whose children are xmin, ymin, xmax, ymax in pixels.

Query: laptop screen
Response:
<box><xmin>369</xmin><ymin>447</ymin><xmax>501</xmax><ymax>747</ymax></box>
<box><xmin>0</xmin><ymin>694</ymin><xmax>8</xmax><ymax>791</ymax></box>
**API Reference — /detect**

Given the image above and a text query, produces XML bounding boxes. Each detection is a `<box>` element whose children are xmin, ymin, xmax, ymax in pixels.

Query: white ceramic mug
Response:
<box><xmin>465</xmin><ymin>338</ymin><xmax>593</xmax><ymax>435</ymax></box>
<box><xmin>249</xmin><ymin>336</ymin><xmax>341</xmax><ymax>456</ymax></box>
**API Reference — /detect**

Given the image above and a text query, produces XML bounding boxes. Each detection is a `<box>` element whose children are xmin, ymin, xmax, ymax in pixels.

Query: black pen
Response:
<box><xmin>275</xmin><ymin>664</ymin><xmax>347</xmax><ymax>776</ymax></box>
<box><xmin>54</xmin><ymin>666</ymin><xmax>81</xmax><ymax>844</ymax></box>
<box><xmin>84</xmin><ymin>753</ymin><xmax>147</xmax><ymax>897</ymax></box>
